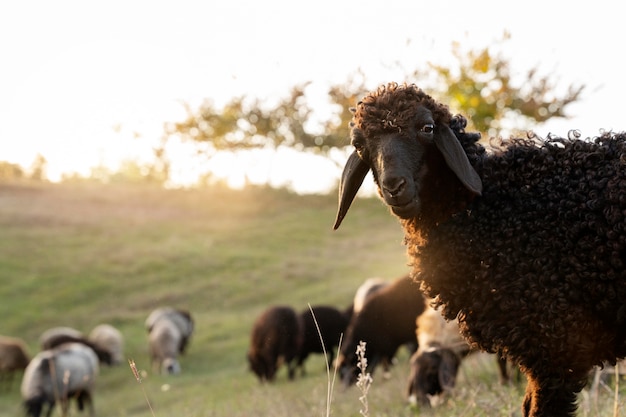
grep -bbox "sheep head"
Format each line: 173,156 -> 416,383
333,83 -> 482,230
407,346 -> 461,407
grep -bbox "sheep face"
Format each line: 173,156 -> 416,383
407,346 -> 461,407
334,83 -> 482,229
247,351 -> 275,382
161,358 -> 181,375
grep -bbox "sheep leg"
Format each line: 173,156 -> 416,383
76,390 -> 94,415
287,360 -> 297,380
522,374 -> 583,417
84,392 -> 95,417
44,400 -> 55,417
496,356 -> 509,384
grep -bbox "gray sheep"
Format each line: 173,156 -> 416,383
334,82 -> 626,417
146,307 -> 194,375
21,342 -> 99,417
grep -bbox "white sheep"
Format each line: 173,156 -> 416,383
88,324 -> 124,366
146,307 -> 194,374
21,342 -> 99,417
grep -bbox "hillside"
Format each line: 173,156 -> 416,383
2,182 -> 621,417
0,182 -> 414,416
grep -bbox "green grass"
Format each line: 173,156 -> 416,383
0,181 -> 624,416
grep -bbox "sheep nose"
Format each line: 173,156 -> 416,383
382,177 -> 406,199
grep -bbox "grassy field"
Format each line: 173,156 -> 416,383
0,181 -> 623,417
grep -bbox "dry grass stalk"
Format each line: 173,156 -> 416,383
308,303 -> 341,417
129,359 -> 156,417
614,365 -> 620,417
355,341 -> 373,417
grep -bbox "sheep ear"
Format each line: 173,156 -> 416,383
438,350 -> 460,390
434,125 -> 483,195
333,151 -> 370,230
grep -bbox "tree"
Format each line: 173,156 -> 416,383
318,71 -> 369,152
0,161 -> 25,180
418,34 -> 584,136
164,35 -> 584,169
167,83 -> 318,154
29,154 -> 48,181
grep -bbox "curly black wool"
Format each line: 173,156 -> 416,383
337,82 -> 626,417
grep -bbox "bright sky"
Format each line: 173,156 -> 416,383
1,1 -> 624,193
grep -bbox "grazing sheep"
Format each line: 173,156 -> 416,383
295,305 -> 349,375
0,335 -> 30,390
333,82 -> 626,417
148,320 -> 182,374
337,274 -> 426,385
407,303 -> 470,407
407,303 -> 511,406
39,327 -> 83,350
21,342 -> 99,417
88,324 -> 124,366
146,307 -> 194,375
247,305 -> 302,382
352,277 -> 388,314
343,277 -> 389,324
40,333 -> 113,366
145,307 -> 194,355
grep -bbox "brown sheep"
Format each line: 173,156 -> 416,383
0,335 -> 30,391
343,277 -> 390,328
336,275 -> 426,385
352,277 -> 388,314
247,305 -> 302,382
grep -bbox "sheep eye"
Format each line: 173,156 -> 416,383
421,124 -> 435,133
352,138 -> 364,153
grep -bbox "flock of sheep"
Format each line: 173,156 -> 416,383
2,277 -> 482,416
4,81 -> 626,417
0,307 -> 193,417
246,274 -> 512,407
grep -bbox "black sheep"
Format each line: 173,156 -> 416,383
247,305 -> 302,382
337,274 -> 426,385
295,305 -> 349,375
333,82 -> 626,417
